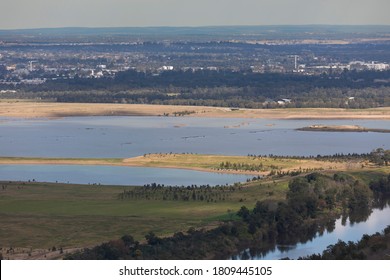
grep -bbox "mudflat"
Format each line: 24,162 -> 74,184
0,153 -> 363,176
1,101 -> 390,119
297,124 -> 390,133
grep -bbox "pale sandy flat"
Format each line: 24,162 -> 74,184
0,154 -> 369,176
1,101 -> 390,119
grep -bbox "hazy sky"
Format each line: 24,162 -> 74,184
1,0 -> 389,29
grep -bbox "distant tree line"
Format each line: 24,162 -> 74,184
3,69 -> 390,108
250,149 -> 388,165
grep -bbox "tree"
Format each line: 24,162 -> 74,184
348,181 -> 372,211
121,235 -> 135,247
237,206 -> 250,222
275,204 -> 304,236
287,177 -> 310,198
145,231 -> 161,245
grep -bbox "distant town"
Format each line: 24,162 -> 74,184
1,26 -> 390,87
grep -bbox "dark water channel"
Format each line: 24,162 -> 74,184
234,199 -> 390,260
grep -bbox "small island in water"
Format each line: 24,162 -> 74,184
297,125 -> 390,133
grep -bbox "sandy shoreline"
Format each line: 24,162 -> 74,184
0,154 -> 357,176
297,124 -> 390,133
0,157 -> 263,176
1,101 -> 390,119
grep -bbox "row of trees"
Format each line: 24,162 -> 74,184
219,161 -> 269,172
118,184 -> 242,203
250,149 -> 388,165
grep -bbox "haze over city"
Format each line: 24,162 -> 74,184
1,0 -> 390,29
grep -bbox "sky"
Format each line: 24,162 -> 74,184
0,0 -> 389,29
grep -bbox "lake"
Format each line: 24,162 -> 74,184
0,164 -> 252,186
0,116 -> 389,158
1,116 -> 389,186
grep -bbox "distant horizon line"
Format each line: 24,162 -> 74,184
1,24 -> 390,32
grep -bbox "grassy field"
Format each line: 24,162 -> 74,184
124,153 -> 356,174
0,179 -> 288,252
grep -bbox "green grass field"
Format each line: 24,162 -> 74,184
0,180 -> 288,249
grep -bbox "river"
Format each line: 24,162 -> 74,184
234,199 -> 390,260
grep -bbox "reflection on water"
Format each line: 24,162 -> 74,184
235,198 -> 390,260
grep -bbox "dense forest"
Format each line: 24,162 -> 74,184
65,172 -> 387,260
2,69 -> 390,108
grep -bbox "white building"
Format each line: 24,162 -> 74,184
159,66 -> 174,71
349,61 -> 389,71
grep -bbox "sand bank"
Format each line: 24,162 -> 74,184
1,101 -> 390,119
